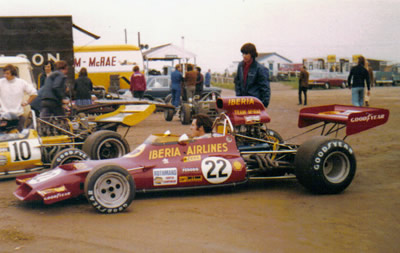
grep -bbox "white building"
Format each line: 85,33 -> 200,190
256,52 -> 292,78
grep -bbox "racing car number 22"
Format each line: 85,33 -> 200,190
201,157 -> 232,184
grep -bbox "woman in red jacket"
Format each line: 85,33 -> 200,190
130,66 -> 146,100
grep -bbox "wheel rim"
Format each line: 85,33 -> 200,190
96,139 -> 125,159
323,151 -> 350,183
93,172 -> 131,208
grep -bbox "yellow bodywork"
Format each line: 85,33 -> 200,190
94,104 -> 156,127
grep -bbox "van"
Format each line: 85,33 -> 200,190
74,45 -> 144,91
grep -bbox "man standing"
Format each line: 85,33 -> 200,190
195,66 -> 204,96
39,60 -> 69,118
348,56 -> 370,106
0,64 -> 37,131
298,66 -> 309,105
170,64 -> 183,108
184,65 -> 197,101
234,43 -> 271,108
130,66 -> 146,100
204,69 -> 211,88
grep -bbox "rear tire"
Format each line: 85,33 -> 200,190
294,136 -> 356,194
85,164 -> 135,213
164,108 -> 174,121
82,130 -> 130,160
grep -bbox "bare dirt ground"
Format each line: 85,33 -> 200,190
1,83 -> 399,253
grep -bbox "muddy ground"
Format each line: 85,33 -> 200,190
0,83 -> 399,253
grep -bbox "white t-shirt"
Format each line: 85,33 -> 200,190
0,77 -> 37,116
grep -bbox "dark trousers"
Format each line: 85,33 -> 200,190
298,86 -> 308,105
40,99 -> 65,118
132,90 -> 145,100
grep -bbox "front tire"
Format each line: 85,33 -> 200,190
294,136 -> 356,194
164,108 -> 174,121
50,148 -> 89,168
82,130 -> 130,160
180,103 -> 192,125
84,164 -> 135,213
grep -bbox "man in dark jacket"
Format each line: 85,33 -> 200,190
348,56 -> 370,106
39,60 -> 69,117
298,66 -> 309,105
234,43 -> 270,108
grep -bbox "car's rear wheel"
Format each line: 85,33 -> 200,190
294,136 -> 356,194
82,130 -> 130,160
50,148 -> 89,168
84,164 -> 135,213
164,108 -> 174,121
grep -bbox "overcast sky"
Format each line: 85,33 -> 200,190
4,0 -> 400,72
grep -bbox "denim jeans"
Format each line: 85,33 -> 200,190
171,88 -> 181,107
352,87 -> 365,106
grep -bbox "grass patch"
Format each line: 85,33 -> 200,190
212,82 -> 234,90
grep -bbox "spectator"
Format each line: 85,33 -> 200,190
184,65 -> 197,101
298,66 -> 309,105
170,64 -> 183,108
234,43 -> 271,108
39,60 -> 69,117
348,56 -> 370,106
30,60 -> 55,115
195,66 -> 204,96
130,66 -> 146,100
204,69 -> 211,88
0,64 -> 37,131
74,67 -> 93,106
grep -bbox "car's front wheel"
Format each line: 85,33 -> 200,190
50,148 -> 89,168
84,164 -> 135,213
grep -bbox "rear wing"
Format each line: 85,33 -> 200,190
298,104 -> 389,137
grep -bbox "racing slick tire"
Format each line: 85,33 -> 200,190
180,103 -> 192,125
50,148 -> 89,169
82,130 -> 130,160
164,108 -> 174,121
84,164 -> 135,213
263,128 -> 284,143
294,136 -> 356,194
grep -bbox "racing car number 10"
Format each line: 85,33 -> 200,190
10,139 -> 41,163
201,157 -> 232,184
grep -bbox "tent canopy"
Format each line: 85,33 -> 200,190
143,43 -> 196,62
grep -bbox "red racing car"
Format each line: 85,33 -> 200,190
14,97 -> 389,213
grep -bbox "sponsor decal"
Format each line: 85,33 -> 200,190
244,115 -> 261,124
226,136 -> 232,143
153,168 -> 177,186
350,113 -> 385,123
179,175 -> 202,183
0,147 -> 9,153
38,185 -> 71,201
149,143 -> 228,160
313,141 -> 353,171
182,168 -> 199,173
74,163 -> 88,170
201,157 -> 232,184
0,155 -> 7,166
227,97 -> 255,106
28,168 -> 62,185
234,109 -> 261,116
183,155 -> 201,162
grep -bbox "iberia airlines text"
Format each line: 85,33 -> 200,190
149,143 -> 228,160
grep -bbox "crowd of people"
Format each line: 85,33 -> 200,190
1,42 -> 374,135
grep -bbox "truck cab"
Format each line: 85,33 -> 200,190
0,56 -> 36,88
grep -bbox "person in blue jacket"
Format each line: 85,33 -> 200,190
170,64 -> 183,108
234,43 -> 271,108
